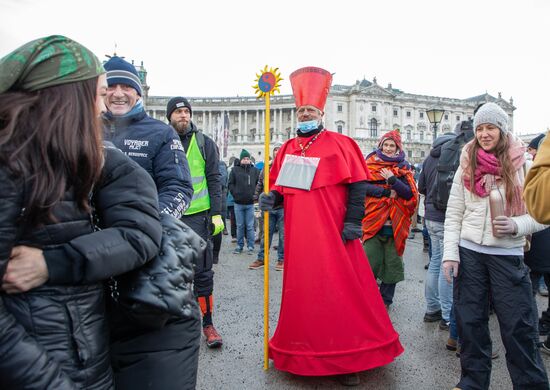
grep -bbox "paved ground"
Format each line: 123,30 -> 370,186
197,231 -> 550,389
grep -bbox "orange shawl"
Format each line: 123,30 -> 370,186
361,153 -> 418,256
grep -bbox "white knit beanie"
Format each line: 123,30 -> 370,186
473,102 -> 509,133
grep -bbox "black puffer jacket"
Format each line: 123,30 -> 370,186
228,163 -> 260,204
417,134 -> 455,223
113,213 -> 204,329
0,147 -> 162,389
525,227 -> 550,274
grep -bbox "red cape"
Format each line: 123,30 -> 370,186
268,130 -> 404,376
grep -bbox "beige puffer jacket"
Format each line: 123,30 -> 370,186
443,164 -> 547,262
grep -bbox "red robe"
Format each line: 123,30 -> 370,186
268,130 -> 404,376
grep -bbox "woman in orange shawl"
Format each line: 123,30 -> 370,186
362,130 -> 418,308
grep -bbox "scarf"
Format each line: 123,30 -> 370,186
118,99 -> 144,118
460,133 -> 526,216
362,151 -> 418,256
375,149 -> 405,164
0,35 -> 104,93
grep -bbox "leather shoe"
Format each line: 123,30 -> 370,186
336,373 -> 360,387
539,321 -> 550,336
423,310 -> 442,322
439,319 -> 450,331
446,338 -> 458,351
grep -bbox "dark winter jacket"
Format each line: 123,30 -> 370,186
103,109 -> 193,218
418,134 -> 455,223
0,173 -> 76,389
525,228 -> 550,274
219,160 -> 229,217
219,160 -> 228,190
364,176 -> 413,200
0,147 -> 162,389
253,167 -> 266,202
176,122 -> 222,215
110,212 -> 203,332
43,147 -> 162,284
253,165 -> 285,210
228,163 -> 260,205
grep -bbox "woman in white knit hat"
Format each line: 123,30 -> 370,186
442,102 -> 549,390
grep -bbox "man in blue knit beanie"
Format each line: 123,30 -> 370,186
102,55 -> 200,388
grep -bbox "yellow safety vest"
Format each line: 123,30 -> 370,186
184,133 -> 211,215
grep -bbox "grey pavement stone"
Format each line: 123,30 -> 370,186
197,232 -> 550,389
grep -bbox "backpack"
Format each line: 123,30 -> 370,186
218,160 -> 228,188
194,131 -> 206,159
433,131 -> 473,210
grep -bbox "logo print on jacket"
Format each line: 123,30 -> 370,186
171,139 -> 185,152
124,139 -> 149,150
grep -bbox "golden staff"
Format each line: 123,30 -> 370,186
253,66 -> 282,370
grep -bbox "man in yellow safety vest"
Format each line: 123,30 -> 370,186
167,96 -> 224,348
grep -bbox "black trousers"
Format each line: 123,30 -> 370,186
111,316 -> 201,390
212,230 -> 222,264
228,205 -> 236,238
180,211 -> 214,297
455,246 -> 549,390
380,282 -> 396,306
530,272 -> 550,326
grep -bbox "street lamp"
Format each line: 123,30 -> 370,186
426,108 -> 445,142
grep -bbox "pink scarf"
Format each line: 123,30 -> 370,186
461,133 -> 526,216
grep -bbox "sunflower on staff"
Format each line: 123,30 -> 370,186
253,65 -> 282,98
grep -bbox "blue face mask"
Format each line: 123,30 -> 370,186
297,120 -> 319,133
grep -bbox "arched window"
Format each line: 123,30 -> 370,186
369,118 -> 378,138
337,125 -> 343,133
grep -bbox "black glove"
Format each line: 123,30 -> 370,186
341,222 -> 362,243
381,188 -> 392,197
259,192 -> 276,212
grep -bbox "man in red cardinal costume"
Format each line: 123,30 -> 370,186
258,66 -> 404,386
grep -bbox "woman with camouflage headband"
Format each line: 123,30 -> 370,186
0,35 -> 162,389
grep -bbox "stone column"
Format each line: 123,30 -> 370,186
244,110 -> 248,143
290,108 -> 295,140
208,111 -> 212,138
278,108 -> 282,141
238,110 -> 242,144
255,110 -> 260,142
202,111 -> 206,132
272,108 -> 277,143
279,108 -> 285,142
261,110 -> 265,142
254,109 -> 261,141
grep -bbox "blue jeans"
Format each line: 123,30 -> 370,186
424,219 -> 453,321
234,203 -> 255,250
257,208 -> 284,261
450,303 -> 458,341
423,224 -> 432,259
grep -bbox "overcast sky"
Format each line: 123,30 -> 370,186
1,0 -> 549,134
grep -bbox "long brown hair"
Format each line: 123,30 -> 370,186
467,131 -> 516,205
0,77 -> 104,226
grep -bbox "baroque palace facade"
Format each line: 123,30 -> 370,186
134,62 -> 516,164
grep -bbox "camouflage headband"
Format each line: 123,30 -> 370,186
0,35 -> 105,93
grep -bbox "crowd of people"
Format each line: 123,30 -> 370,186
1,35 -> 550,390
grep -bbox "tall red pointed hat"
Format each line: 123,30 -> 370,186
289,66 -> 332,112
